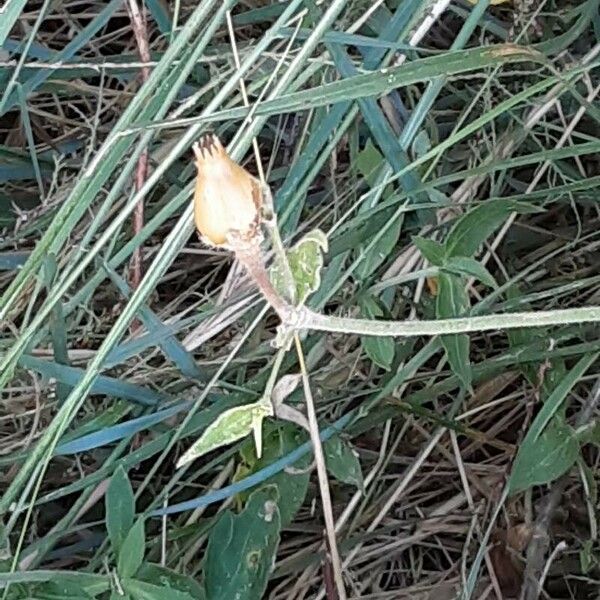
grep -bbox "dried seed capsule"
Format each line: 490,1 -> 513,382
193,134 -> 261,246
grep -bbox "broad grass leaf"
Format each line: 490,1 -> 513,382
271,229 -> 328,306
204,487 -> 281,600
445,200 -> 539,258
209,45 -> 542,122
412,235 -> 445,266
176,401 -> 273,468
436,273 -> 471,390
324,436 -> 363,490
360,296 -> 394,370
117,518 -> 145,579
509,417 -> 579,495
106,466 -> 135,555
442,256 -> 497,288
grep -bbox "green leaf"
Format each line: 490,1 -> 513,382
578,460 -> 598,508
352,139 -> 403,281
412,235 -> 445,266
270,229 -> 328,306
324,436 -> 363,490
360,296 -> 394,370
271,374 -> 301,407
0,0 -> 28,47
122,578 -> 198,600
577,420 -> 600,446
136,564 -> 205,600
32,580 -> 97,599
177,400 -> 273,468
356,139 -> 382,187
508,354 -> 598,494
445,199 -> 539,258
411,130 -> 432,159
442,256 -> 497,288
117,518 -> 145,579
504,284 -> 553,387
106,466 -> 135,555
580,540 -> 598,575
436,273 -> 471,390
509,416 -> 579,495
239,425 -> 310,526
0,571 -> 110,596
204,487 -> 281,600
524,353 -> 598,444
355,214 -> 402,280
355,140 -> 391,193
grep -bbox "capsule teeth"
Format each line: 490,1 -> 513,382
194,133 -> 225,163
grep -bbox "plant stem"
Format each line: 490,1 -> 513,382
235,244 -> 292,318
294,333 -> 347,600
261,184 -> 296,303
126,0 -> 150,299
297,305 -> 600,337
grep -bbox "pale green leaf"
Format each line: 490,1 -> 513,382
525,353 -> 598,443
177,401 -> 273,468
270,229 -> 328,306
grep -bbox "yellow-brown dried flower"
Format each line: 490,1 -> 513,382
193,135 -> 261,246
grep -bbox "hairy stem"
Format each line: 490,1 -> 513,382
296,305 -> 600,337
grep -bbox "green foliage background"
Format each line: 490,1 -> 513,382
1,0 -> 599,598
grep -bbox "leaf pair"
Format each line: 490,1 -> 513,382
106,467 -> 144,579
413,200 -> 541,390
106,467 -> 203,600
